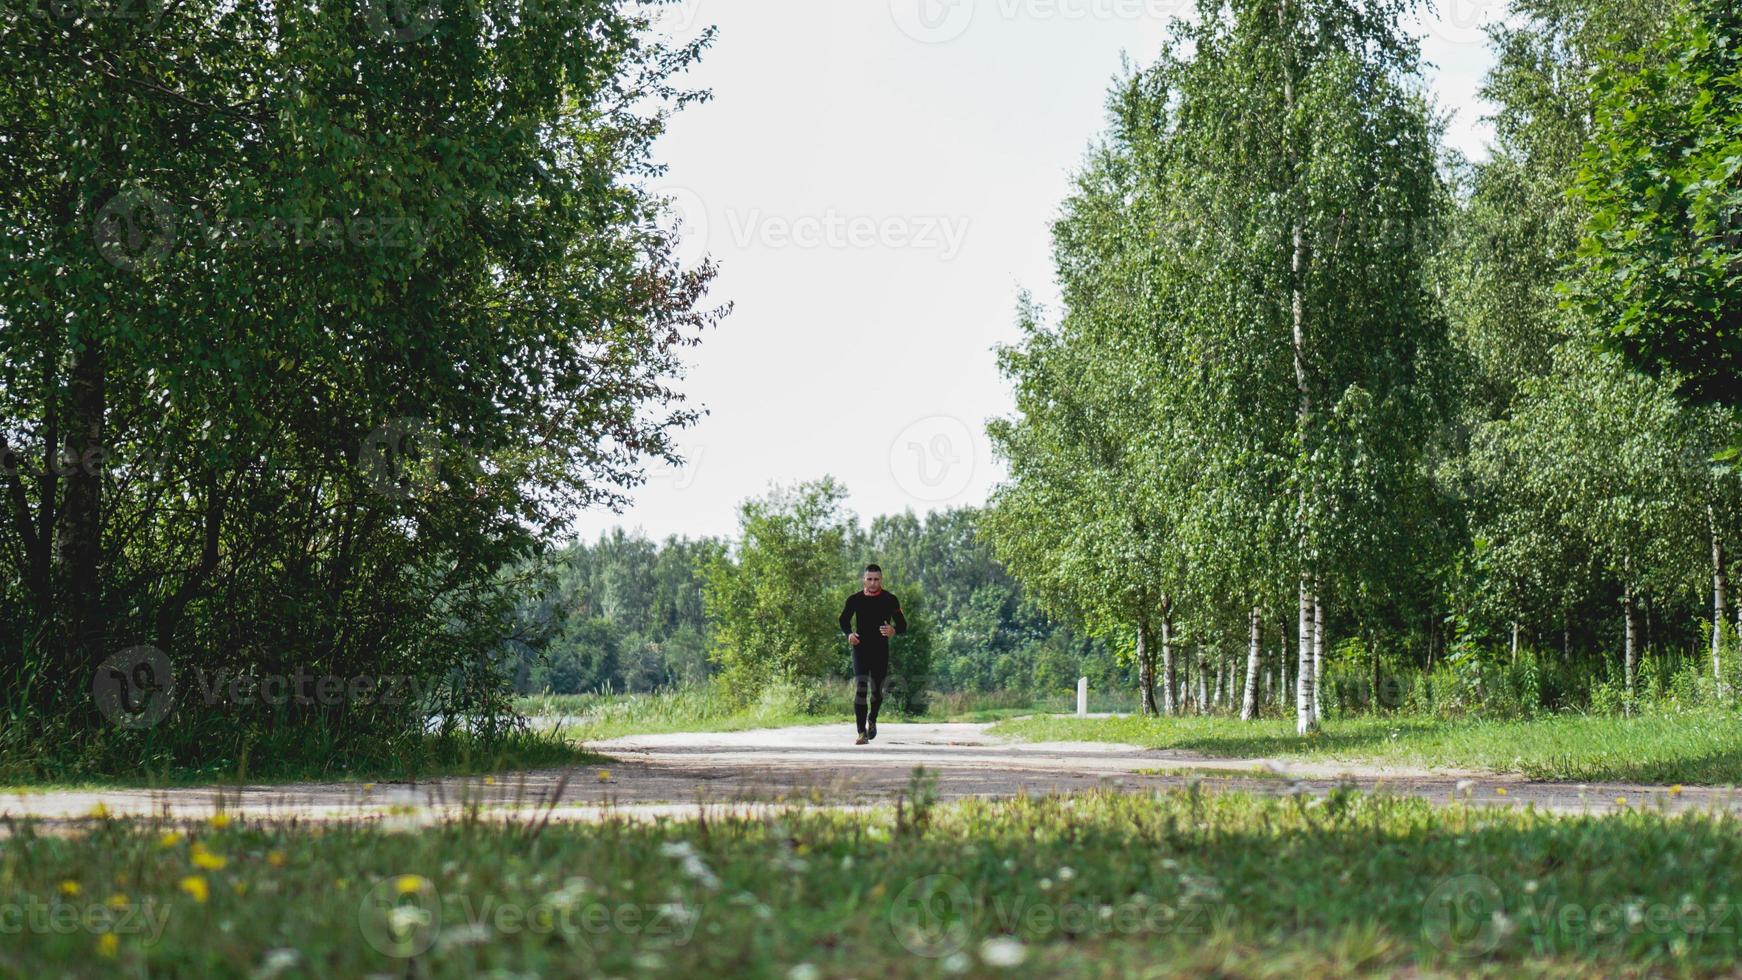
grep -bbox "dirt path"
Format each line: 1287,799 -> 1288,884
4,721 -> 1734,823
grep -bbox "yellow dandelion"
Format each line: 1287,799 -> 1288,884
1615,796 -> 1628,806
106,894 -> 129,909
267,851 -> 287,868
179,876 -> 209,904
59,880 -> 81,897
869,882 -> 886,899
362,783 -> 376,792
395,875 -> 426,896
1495,788 -> 1508,796
209,813 -> 231,830
597,770 -> 612,783
483,775 -> 496,786
87,803 -> 111,819
190,844 -> 227,871
158,832 -> 183,849
335,878 -> 349,891
96,933 -> 119,958
1671,785 -> 1685,796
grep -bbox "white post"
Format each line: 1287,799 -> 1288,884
1077,677 -> 1089,717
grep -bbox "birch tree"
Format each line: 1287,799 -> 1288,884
1441,0 -> 1688,664
1475,346 -> 1708,708
985,67 -> 1203,715
1156,0 -> 1451,732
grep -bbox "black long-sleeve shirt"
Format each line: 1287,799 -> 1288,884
839,590 -> 906,655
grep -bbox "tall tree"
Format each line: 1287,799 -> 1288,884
1440,0 -> 1689,672
984,72 -> 1148,707
985,276 -> 1192,714
0,0 -> 719,767
1158,0 -> 1451,732
1446,0 -> 1682,418
1571,0 -> 1742,412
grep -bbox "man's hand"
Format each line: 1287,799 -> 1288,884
847,633 -> 860,647
879,623 -> 895,638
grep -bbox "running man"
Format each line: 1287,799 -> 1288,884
839,563 -> 907,745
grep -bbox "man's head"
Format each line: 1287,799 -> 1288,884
862,564 -> 883,594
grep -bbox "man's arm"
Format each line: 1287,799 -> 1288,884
890,594 -> 907,635
840,595 -> 856,636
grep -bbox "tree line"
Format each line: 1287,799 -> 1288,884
984,0 -> 1742,730
508,483 -> 1121,710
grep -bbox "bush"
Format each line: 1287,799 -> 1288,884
703,480 -> 856,703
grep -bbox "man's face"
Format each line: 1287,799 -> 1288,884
863,571 -> 882,594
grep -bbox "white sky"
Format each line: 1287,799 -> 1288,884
569,0 -> 1509,543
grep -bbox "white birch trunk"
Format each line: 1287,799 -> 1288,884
1138,622 -> 1158,717
1297,578 -> 1316,734
1280,647 -> 1289,712
1242,608 -> 1262,720
1212,651 -> 1223,710
1195,651 -> 1208,714
1282,0 -> 1316,737
1623,584 -> 1638,716
1312,590 -> 1325,722
1160,602 -> 1176,716
1279,618 -> 1290,712
1711,509 -> 1727,694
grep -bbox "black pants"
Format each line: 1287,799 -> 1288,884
852,647 -> 890,733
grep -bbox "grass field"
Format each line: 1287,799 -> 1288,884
517,684 -> 1075,742
0,729 -> 602,794
7,783 -> 1742,977
991,709 -> 1742,784
517,685 -> 829,743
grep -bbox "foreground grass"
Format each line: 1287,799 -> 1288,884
992,709 -> 1742,784
6,786 -> 1741,976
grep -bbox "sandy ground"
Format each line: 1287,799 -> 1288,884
3,721 -> 1735,825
